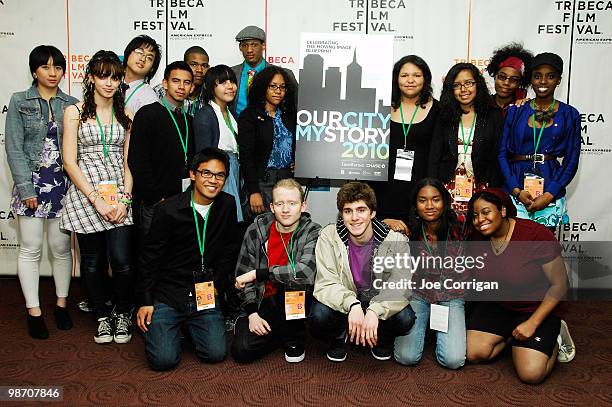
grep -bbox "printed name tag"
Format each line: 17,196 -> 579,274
285,291 -> 306,320
194,281 -> 215,311
524,174 -> 544,198
182,178 -> 191,192
430,303 -> 449,333
393,149 -> 415,181
454,175 -> 473,202
97,180 -> 118,206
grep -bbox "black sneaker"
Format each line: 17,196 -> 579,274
94,317 -> 113,344
114,312 -> 133,344
326,332 -> 348,362
371,345 -> 392,361
284,342 -> 305,363
27,314 -> 49,340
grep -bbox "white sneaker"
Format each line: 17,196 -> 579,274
557,319 -> 575,363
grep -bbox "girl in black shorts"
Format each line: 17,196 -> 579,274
464,188 -> 570,384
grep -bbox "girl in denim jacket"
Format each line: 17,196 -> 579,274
5,45 -> 78,339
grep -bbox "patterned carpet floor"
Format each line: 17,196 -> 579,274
1,277 -> 611,406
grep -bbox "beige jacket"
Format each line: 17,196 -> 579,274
314,219 -> 412,320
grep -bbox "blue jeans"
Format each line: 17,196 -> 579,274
144,300 -> 227,371
394,295 -> 466,369
309,299 -> 415,347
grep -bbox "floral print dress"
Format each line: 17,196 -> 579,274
11,121 -> 67,219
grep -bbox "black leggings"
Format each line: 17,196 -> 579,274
77,226 -> 134,319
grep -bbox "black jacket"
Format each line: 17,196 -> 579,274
138,188 -> 238,312
128,102 -> 195,204
428,109 -> 503,186
237,105 -> 296,194
193,103 -> 221,153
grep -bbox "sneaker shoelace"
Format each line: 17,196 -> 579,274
115,315 -> 131,334
557,332 -> 574,351
98,319 -> 112,335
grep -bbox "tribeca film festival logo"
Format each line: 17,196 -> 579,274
332,0 -> 407,33
134,0 -> 211,39
0,209 -> 18,250
538,0 -> 611,44
580,112 -> 610,155
68,54 -> 91,88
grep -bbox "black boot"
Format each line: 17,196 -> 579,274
27,314 -> 49,339
54,305 -> 74,330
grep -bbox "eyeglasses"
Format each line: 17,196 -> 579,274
268,84 -> 287,92
272,201 -> 300,209
194,169 -> 226,181
452,80 -> 476,90
189,61 -> 210,71
496,73 -> 521,85
133,48 -> 156,63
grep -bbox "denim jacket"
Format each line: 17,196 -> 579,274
5,85 -> 78,200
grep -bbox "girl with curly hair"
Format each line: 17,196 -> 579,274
60,50 -> 135,344
237,66 -> 297,217
428,63 -> 503,220
486,42 -> 533,111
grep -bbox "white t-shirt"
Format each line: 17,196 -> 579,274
192,202 -> 211,219
210,100 -> 238,153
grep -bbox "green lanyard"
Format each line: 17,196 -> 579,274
399,103 -> 419,150
124,82 -> 145,106
221,106 -> 239,154
191,191 -> 212,272
95,108 -> 114,169
421,225 -> 436,257
421,225 -> 450,275
460,113 -> 477,156
277,221 -> 299,274
531,99 -> 556,158
162,99 -> 189,166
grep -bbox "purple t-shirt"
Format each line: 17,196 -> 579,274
348,236 -> 374,291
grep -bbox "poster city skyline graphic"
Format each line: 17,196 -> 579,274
295,33 -> 393,181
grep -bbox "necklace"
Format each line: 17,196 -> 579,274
491,219 -> 511,254
532,99 -> 556,124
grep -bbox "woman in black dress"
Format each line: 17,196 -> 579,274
370,55 -> 439,235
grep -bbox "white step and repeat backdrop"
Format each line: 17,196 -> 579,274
1,0 -> 610,276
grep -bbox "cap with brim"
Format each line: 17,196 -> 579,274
235,26 -> 266,42
532,52 -> 563,74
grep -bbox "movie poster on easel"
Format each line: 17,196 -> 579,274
294,33 -> 393,181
